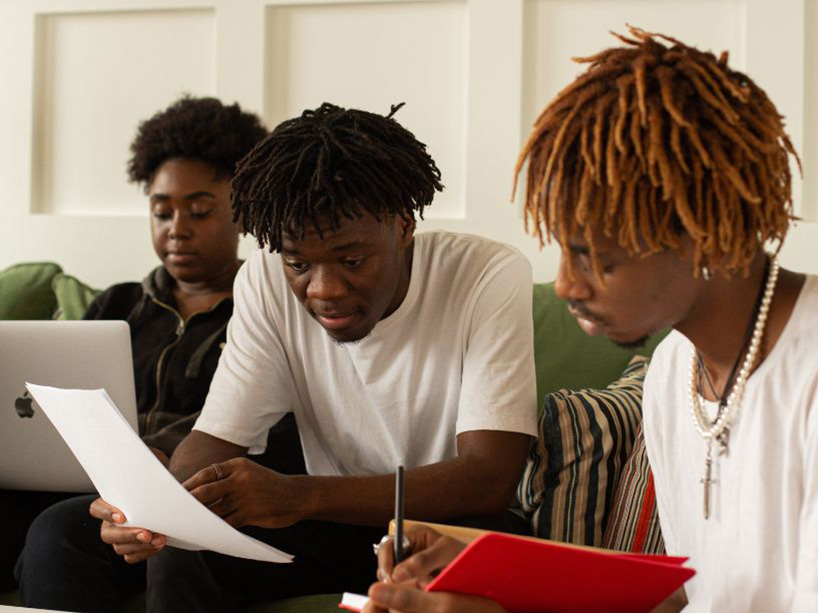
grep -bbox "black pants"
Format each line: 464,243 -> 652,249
146,521 -> 383,613
0,489 -> 75,592
15,414 -> 319,612
16,495 -> 381,613
143,511 -> 529,613
15,493 -> 145,612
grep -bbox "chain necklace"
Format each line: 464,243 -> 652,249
688,256 -> 780,519
695,258 -> 771,449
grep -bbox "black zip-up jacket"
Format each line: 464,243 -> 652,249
83,266 -> 232,457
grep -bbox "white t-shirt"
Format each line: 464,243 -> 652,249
195,231 -> 538,477
644,276 -> 818,612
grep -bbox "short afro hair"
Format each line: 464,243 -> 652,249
127,95 -> 267,187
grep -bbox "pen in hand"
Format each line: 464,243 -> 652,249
394,465 -> 405,564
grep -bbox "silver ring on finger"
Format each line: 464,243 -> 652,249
372,534 -> 411,556
211,463 -> 223,481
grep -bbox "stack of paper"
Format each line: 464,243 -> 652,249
26,383 -> 292,564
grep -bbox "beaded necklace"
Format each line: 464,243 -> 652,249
688,257 -> 780,519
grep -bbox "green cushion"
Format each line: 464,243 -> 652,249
245,593 -> 343,612
0,262 -> 63,320
532,283 -> 667,407
0,590 -> 19,605
52,273 -> 101,320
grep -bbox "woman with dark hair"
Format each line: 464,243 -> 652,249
12,96 -> 301,613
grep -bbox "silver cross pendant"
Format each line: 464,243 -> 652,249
700,444 -> 717,520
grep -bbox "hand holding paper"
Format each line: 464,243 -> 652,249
89,497 -> 167,564
26,383 -> 292,564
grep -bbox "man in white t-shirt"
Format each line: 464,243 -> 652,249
362,27 -> 816,613
89,102 -> 538,611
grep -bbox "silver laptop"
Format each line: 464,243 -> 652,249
0,321 -> 138,492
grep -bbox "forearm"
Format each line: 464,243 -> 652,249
298,432 -> 531,526
141,411 -> 201,460
299,461 -> 494,526
168,430 -> 248,483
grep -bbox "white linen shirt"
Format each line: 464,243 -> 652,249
644,276 -> 818,612
194,231 -> 538,477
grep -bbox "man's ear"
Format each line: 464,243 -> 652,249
395,212 -> 416,247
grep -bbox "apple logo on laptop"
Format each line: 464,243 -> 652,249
14,390 -> 35,418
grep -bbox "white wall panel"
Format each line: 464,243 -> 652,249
803,0 -> 818,221
778,0 -> 818,272
32,9 -> 216,216
744,0 -> 805,219
522,0 -> 746,137
265,1 -> 468,219
0,0 -> 814,287
519,0 -> 816,279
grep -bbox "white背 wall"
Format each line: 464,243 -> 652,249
0,0 -> 815,288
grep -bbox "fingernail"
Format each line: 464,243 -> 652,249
137,532 -> 149,542
151,536 -> 163,547
111,513 -> 123,523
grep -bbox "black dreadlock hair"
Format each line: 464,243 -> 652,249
231,102 -> 444,252
128,95 -> 267,187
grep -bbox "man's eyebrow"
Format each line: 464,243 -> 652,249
330,240 -> 370,253
280,240 -> 371,256
568,244 -> 609,258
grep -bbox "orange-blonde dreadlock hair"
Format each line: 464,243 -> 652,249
513,25 -> 800,278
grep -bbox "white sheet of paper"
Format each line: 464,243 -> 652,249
26,383 -> 292,564
340,593 -> 369,611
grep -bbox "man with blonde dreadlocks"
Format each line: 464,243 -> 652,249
362,27 -> 816,613
95,102 -> 537,612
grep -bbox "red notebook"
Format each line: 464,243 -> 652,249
421,533 -> 695,612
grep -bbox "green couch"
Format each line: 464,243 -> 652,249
0,262 -> 665,612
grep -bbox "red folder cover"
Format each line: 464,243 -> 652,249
424,533 -> 695,613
